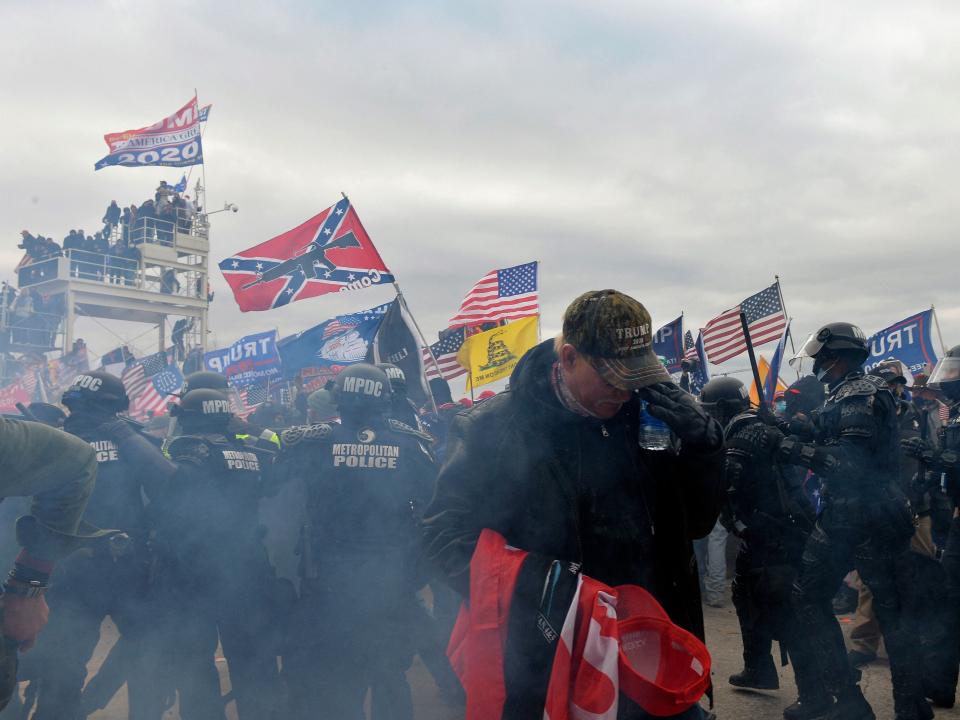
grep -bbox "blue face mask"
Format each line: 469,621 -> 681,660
814,357 -> 836,382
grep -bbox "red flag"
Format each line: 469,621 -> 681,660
219,197 -> 394,312
0,380 -> 30,414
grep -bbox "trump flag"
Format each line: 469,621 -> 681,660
219,197 -> 395,312
866,309 -> 940,375
95,96 -> 204,170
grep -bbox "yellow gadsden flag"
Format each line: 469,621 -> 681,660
457,315 -> 539,390
749,355 -> 788,406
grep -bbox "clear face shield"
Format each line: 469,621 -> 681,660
789,331 -> 838,380
788,331 -> 827,368
929,356 -> 960,389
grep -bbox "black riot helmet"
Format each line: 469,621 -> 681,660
783,375 -> 826,418
61,371 -> 129,414
170,388 -> 233,431
333,364 -> 392,420
790,322 -> 869,381
699,377 -> 750,424
376,363 -> 407,397
183,370 -> 229,394
929,345 -> 960,402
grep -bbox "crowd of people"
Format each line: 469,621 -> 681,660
0,288 -> 957,720
16,181 -> 202,282
0,284 -> 64,350
4,181 -> 207,358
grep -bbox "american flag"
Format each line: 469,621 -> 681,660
701,283 -> 788,364
423,327 -> 468,381
683,330 -> 698,362
681,329 -> 710,395
448,262 -> 539,329
121,351 -> 174,420
237,384 -> 269,418
237,382 -> 290,418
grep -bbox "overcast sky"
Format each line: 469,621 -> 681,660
2,0 -> 958,382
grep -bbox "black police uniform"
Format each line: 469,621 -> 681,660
723,410 -> 818,697
781,372 -> 924,718
32,413 -> 171,719
907,403 -> 960,706
156,428 -> 282,720
277,415 -> 436,720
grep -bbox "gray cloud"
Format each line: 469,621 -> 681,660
1,0 -> 958,374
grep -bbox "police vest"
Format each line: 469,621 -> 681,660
166,433 -> 269,538
817,374 -> 899,489
63,419 -> 147,531
942,415 -> 960,453
281,419 -> 434,548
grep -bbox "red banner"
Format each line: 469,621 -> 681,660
0,381 -> 30,415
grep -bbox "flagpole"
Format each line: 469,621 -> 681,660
932,304 -> 947,356
739,312 -> 765,407
774,275 -> 800,379
535,261 -> 542,343
392,284 -> 439,415
195,88 -> 206,195
773,276 -> 796,354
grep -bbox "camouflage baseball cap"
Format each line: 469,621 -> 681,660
562,290 -> 671,390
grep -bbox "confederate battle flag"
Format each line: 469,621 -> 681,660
219,196 -> 394,312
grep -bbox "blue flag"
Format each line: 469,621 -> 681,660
691,331 -> 710,395
172,174 -> 187,193
764,322 -> 790,404
653,315 -> 684,373
152,364 -> 184,396
866,310 -> 940,375
278,302 -> 392,378
204,330 -> 282,387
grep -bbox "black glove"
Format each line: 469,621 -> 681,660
785,415 -> 817,440
777,435 -> 807,466
756,404 -> 778,426
640,382 -> 722,452
739,422 -> 784,461
901,436 -> 932,460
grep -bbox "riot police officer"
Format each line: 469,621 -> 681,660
376,363 -> 422,429
701,377 -> 818,716
904,345 -> 960,707
180,370 -> 281,451
32,370 -> 176,719
780,323 -> 928,720
156,388 -> 282,719
903,345 -> 960,483
277,364 -> 436,720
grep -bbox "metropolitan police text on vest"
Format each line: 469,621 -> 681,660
332,443 -> 400,469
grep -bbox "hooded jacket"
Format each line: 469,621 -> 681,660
423,340 -> 722,641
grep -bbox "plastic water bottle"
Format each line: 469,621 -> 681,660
638,400 -> 671,451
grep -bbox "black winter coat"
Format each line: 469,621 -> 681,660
422,340 -> 722,641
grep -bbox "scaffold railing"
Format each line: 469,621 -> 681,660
18,250 -> 208,301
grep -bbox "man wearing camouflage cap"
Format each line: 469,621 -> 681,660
423,289 -> 723,719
